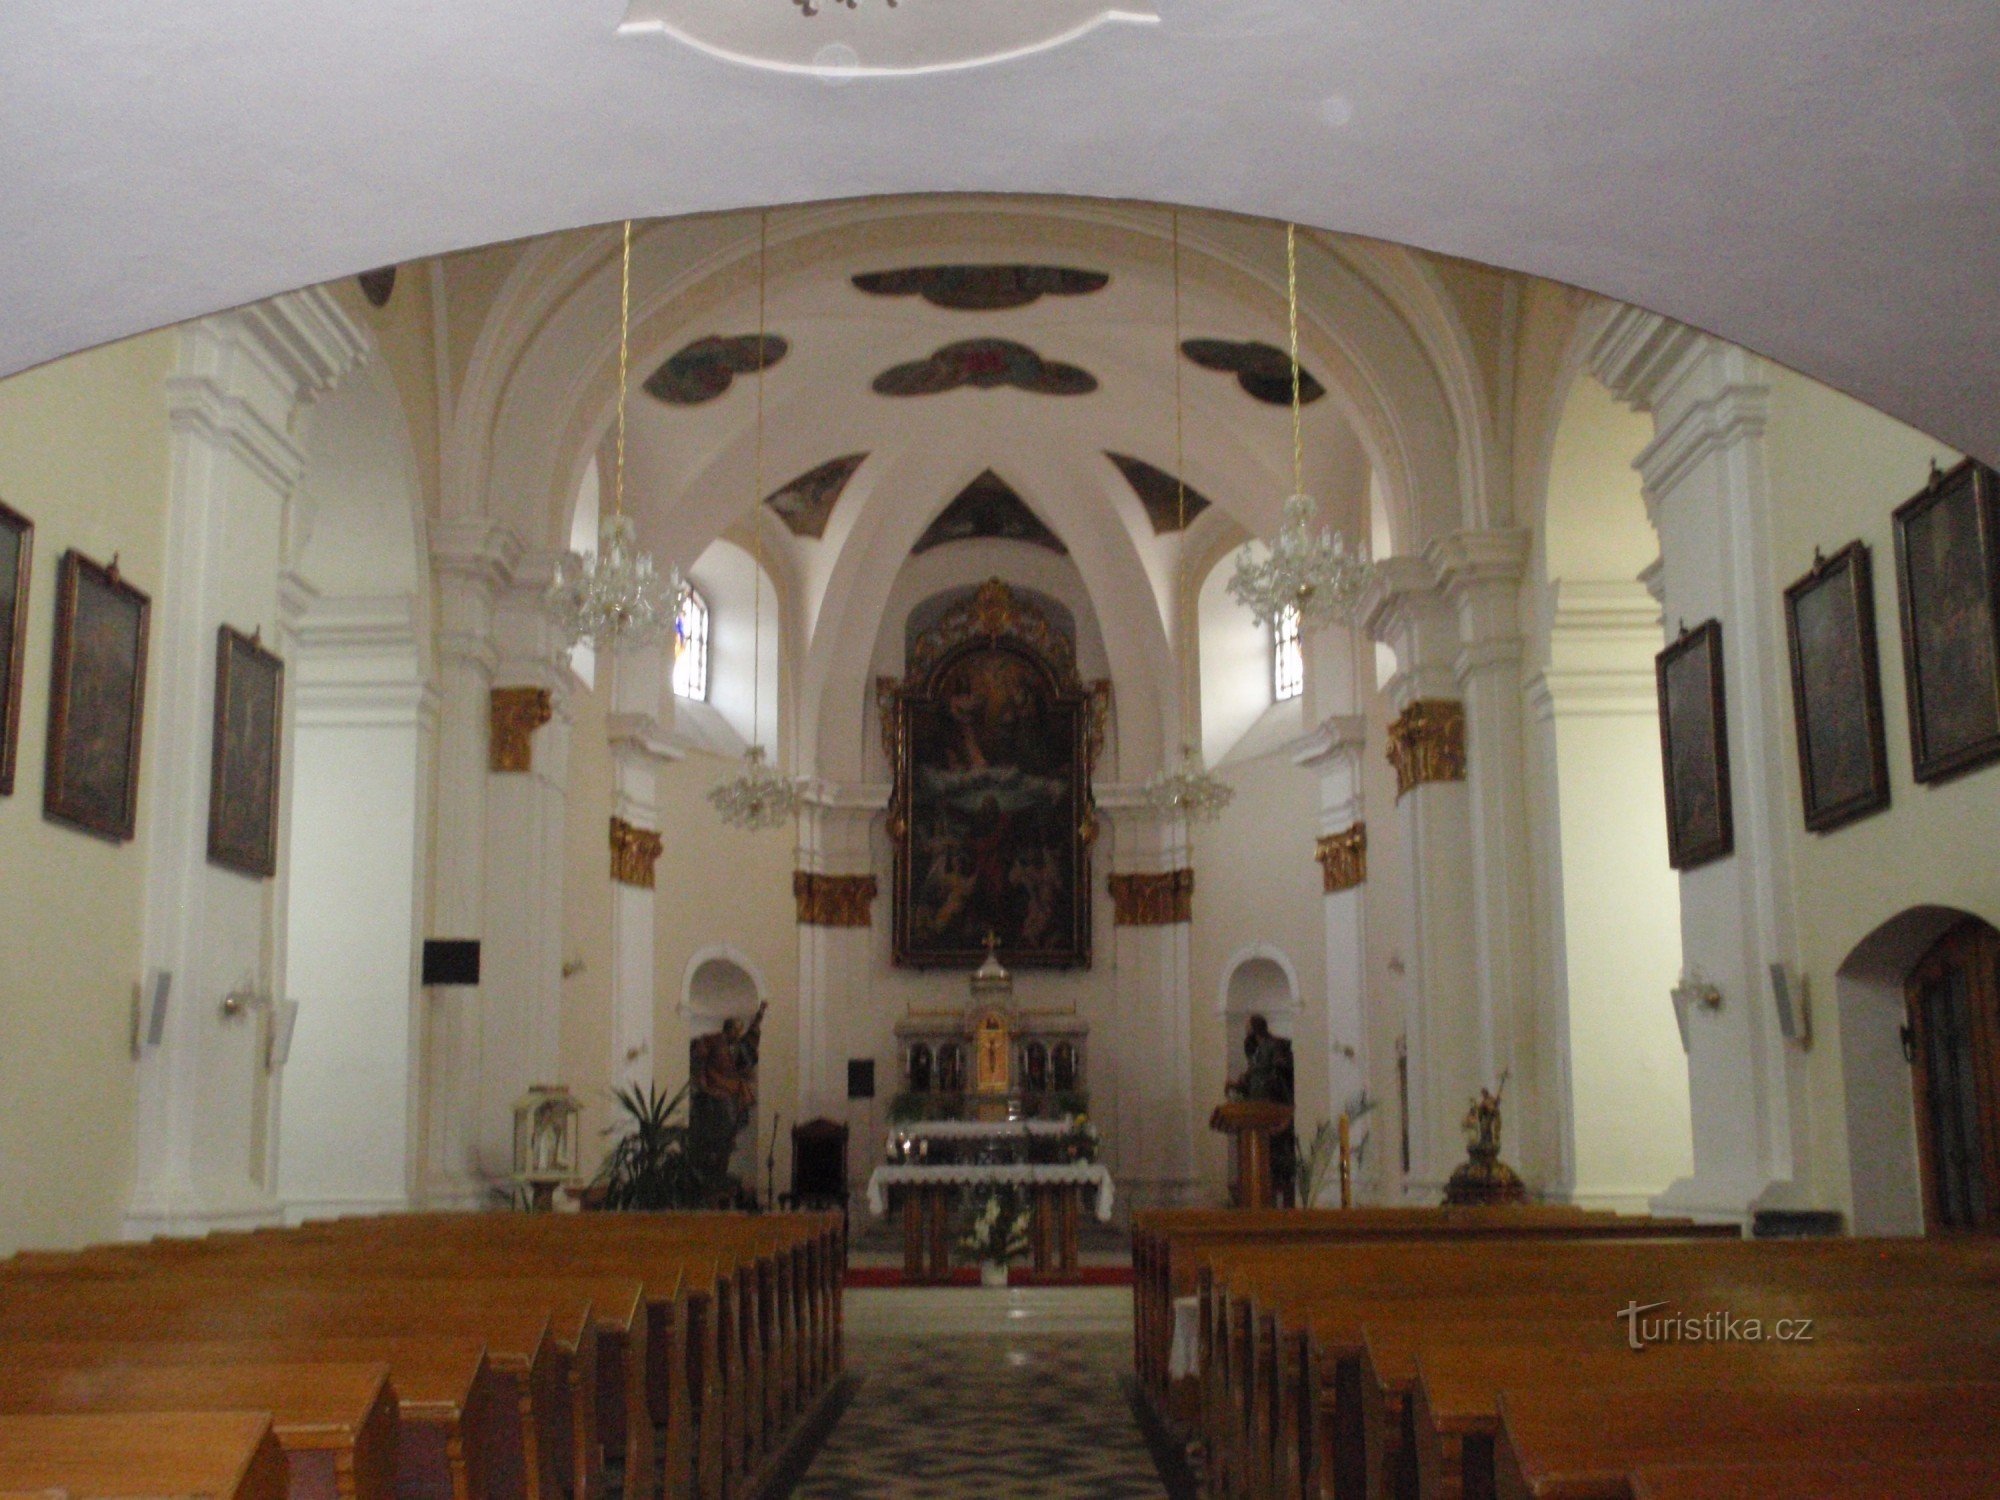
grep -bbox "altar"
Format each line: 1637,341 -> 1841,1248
874,939 -> 1109,1280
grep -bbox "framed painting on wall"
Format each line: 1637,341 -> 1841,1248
1893,459 -> 2000,784
1783,540 -> 1890,832
886,579 -> 1097,969
43,550 -> 151,842
207,625 -> 285,877
1656,618 -> 1734,871
0,500 -> 31,797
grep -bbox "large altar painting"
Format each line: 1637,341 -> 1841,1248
887,580 -> 1101,969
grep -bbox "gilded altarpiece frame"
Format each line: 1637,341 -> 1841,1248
884,579 -> 1101,970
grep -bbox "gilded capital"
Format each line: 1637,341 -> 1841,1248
1108,868 -> 1194,926
1316,823 -> 1368,892
1386,698 -> 1466,800
609,817 -> 664,889
489,686 -> 553,773
794,871 -> 879,927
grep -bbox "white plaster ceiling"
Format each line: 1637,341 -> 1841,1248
2,2 -> 1995,463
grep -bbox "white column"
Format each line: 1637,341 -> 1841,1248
793,784 -> 886,1131
126,290 -> 367,1238
419,519 -> 518,1207
1101,792 -> 1196,1213
1293,714 -> 1369,1182
475,563 -> 573,1181
1431,529 -> 1539,1171
1591,310 -> 1807,1222
1363,557 -> 1478,1199
606,644 -> 675,1093
277,593 -> 437,1218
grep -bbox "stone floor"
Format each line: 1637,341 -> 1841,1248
784,1288 -> 1187,1498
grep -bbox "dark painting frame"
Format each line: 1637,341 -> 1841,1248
208,624 -> 285,877
44,550 -> 150,842
0,500 -> 31,797
1656,619 -> 1734,871
1893,459 -> 2000,785
890,636 -> 1093,971
1784,541 -> 1890,832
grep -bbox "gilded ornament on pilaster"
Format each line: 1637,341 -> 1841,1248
1386,698 -> 1466,800
609,816 -> 664,889
793,871 -> 879,927
1316,823 -> 1367,892
1108,868 -> 1194,926
489,686 -> 553,773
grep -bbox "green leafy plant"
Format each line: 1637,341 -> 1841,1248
591,1080 -> 734,1210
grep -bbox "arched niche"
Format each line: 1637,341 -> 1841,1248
1835,905 -> 1993,1237
1220,944 -> 1301,1041
682,946 -> 769,1036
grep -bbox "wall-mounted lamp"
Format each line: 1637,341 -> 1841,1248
1669,967 -> 1723,1052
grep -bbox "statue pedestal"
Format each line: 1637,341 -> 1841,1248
970,1090 -> 1012,1123
1209,1100 -> 1294,1209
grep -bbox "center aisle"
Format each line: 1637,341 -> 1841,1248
785,1287 -> 1186,1499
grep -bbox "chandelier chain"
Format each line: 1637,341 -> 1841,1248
615,219 -> 631,520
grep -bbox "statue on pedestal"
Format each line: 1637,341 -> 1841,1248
1443,1071 -> 1529,1206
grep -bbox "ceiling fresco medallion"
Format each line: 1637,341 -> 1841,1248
874,338 -> 1096,397
913,471 -> 1067,555
1105,452 -> 1212,533
853,264 -> 1109,311
644,334 -> 789,405
618,0 -> 1158,78
1182,338 -> 1327,407
766,453 -> 869,538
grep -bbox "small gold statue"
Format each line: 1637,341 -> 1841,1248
1443,1070 -> 1528,1206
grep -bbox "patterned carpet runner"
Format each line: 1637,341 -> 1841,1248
790,1333 -> 1177,1498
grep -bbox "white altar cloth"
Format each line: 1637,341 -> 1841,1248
865,1162 -> 1116,1221
888,1118 -> 1077,1144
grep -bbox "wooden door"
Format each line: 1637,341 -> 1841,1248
1907,919 -> 2000,1233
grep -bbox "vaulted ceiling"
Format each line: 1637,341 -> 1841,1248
2,2 -> 1995,464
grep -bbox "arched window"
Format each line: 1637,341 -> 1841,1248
1273,603 -> 1303,702
673,587 -> 709,701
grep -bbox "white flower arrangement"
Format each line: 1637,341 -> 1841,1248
956,1185 -> 1032,1265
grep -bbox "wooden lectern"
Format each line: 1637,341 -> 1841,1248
1209,1099 -> 1294,1208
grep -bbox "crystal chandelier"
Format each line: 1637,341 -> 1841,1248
706,743 -> 803,830
711,211 -> 806,831
547,220 -> 686,653
1143,210 -> 1233,824
547,512 -> 681,650
1227,223 -> 1377,631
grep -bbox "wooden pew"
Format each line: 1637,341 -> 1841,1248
1410,1323 -> 2000,1500
0,1411 -> 288,1500
0,1283 -> 576,1500
1201,1237 -> 2000,1500
1493,1381 -> 2000,1500
0,1362 -> 394,1500
0,1337 -> 501,1500
1628,1459 -> 2000,1499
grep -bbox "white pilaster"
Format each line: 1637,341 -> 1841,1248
126,289 -> 368,1238
1101,790 -> 1196,1212
607,644 -> 676,1093
1431,529 -> 1538,1173
1362,557 -> 1478,1199
476,559 -> 573,1180
794,781 -> 887,1133
420,518 -> 518,1207
1292,715 -> 1370,1143
1592,309 -> 1807,1222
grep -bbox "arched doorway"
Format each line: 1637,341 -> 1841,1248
1906,919 -> 2000,1234
1836,906 -> 2000,1236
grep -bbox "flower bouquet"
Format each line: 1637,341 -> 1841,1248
957,1185 -> 1031,1285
